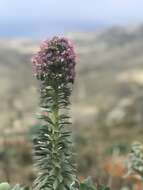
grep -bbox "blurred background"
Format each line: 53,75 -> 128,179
1,0 -> 143,189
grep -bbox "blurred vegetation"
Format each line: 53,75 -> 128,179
1,25 -> 143,189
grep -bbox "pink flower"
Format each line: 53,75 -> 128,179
32,36 -> 76,83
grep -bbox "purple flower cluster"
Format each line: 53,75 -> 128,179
32,36 -> 76,83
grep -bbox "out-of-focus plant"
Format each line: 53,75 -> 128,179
0,182 -> 10,190
0,183 -> 30,190
79,177 -> 110,190
127,142 -> 143,179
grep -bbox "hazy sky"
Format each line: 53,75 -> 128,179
0,0 -> 143,24
0,0 -> 143,38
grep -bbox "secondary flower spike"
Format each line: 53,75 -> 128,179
32,36 -> 76,83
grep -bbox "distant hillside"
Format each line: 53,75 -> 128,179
0,20 -> 103,38
1,25 -> 143,132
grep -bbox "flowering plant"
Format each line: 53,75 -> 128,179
32,36 -> 78,190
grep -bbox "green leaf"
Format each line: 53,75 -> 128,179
11,184 -> 31,190
57,174 -> 63,183
79,177 -> 96,190
53,179 -> 59,190
0,183 -> 10,190
98,186 -> 110,190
